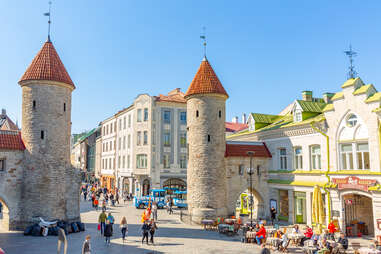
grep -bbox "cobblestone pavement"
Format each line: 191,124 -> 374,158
0,199 -> 305,254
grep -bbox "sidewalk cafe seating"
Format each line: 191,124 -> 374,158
201,219 -> 215,230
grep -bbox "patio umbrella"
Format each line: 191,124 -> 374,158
312,185 -> 325,233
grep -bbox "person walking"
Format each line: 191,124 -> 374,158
107,212 -> 115,234
149,219 -> 158,245
270,206 -> 277,225
94,198 -> 99,211
104,220 -> 113,245
57,227 -> 67,254
83,190 -> 88,202
120,217 -> 128,242
152,202 -> 158,221
168,198 -> 173,215
81,235 -> 91,254
141,220 -> 151,245
115,191 -> 119,205
98,211 -> 107,235
102,200 -> 107,212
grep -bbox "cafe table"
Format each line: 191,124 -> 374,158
201,219 -> 215,230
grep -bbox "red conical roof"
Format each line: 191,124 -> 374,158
185,57 -> 228,98
19,39 -> 75,88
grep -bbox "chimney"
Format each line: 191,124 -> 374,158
323,93 -> 334,104
232,116 -> 239,123
242,113 -> 247,124
302,91 -> 313,101
1,109 -> 5,115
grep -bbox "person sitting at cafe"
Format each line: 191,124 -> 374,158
331,232 -> 348,254
320,229 -> 330,241
254,223 -> 260,232
273,229 -> 283,250
300,225 -> 314,246
328,221 -> 336,240
292,225 -> 300,234
280,230 -> 289,252
255,224 -> 267,245
316,241 -> 329,254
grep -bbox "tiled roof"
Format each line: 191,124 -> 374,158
0,131 -> 25,150
296,100 -> 326,113
225,141 -> 271,158
156,88 -> 186,103
365,92 -> 381,103
19,40 -> 75,88
185,57 -> 228,98
225,122 -> 248,133
331,92 -> 344,101
251,113 -> 280,124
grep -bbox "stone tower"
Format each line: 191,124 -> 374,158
185,57 -> 229,223
18,37 -> 80,224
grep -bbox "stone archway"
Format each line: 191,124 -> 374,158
230,187 -> 265,220
0,198 -> 10,231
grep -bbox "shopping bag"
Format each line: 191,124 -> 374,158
97,224 -> 101,231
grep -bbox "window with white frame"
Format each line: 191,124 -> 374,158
164,111 -> 171,124
180,154 -> 186,169
118,156 -> 121,168
163,154 -> 170,168
180,112 -> 187,125
357,143 -> 370,169
123,116 -> 126,129
164,131 -> 170,147
143,131 -> 148,145
310,145 -> 321,170
340,144 -> 353,170
128,135 -> 131,148
119,119 -> 122,131
294,110 -> 302,122
123,136 -> 126,149
137,109 -> 142,122
346,114 -> 358,127
122,156 -> 125,168
144,108 -> 148,121
180,133 -> 186,148
294,147 -> 303,169
127,155 -> 130,168
118,137 -> 121,150
279,148 -> 287,169
128,115 -> 131,127
137,132 -> 141,145
136,154 -> 147,168
340,143 -> 370,170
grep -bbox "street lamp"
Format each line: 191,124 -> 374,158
246,151 -> 255,228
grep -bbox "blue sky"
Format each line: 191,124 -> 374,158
1,1 -> 381,133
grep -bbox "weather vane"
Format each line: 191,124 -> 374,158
44,1 -> 52,41
200,26 -> 207,57
344,44 -> 358,79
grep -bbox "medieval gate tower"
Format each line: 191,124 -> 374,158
185,57 -> 229,223
17,37 -> 80,225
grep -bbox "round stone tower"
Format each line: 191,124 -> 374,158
18,37 -> 79,223
185,57 -> 229,223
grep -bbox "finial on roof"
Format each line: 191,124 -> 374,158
200,26 -> 207,58
44,1 -> 52,42
344,44 -> 358,79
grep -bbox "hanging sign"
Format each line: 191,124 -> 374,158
332,176 -> 377,192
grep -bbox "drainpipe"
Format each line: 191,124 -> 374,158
310,121 -> 332,224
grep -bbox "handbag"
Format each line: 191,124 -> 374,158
97,224 -> 101,231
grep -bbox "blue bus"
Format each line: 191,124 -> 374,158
134,189 -> 166,209
173,190 -> 187,208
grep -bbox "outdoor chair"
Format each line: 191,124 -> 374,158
279,239 -> 290,253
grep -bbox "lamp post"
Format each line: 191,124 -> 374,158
246,151 -> 255,228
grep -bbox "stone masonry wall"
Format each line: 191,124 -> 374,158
187,94 -> 227,222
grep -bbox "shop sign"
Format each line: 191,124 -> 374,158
332,210 -> 340,217
333,176 -> 377,191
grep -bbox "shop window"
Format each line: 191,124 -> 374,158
163,154 -> 170,168
278,190 -> 289,221
294,192 -> 306,224
294,147 -> 303,170
279,148 -> 287,169
310,145 -> 321,170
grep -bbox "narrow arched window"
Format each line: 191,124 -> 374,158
33,100 -> 36,110
63,103 -> 66,112
196,110 -> 199,118
207,135 -> 211,142
219,110 -> 222,118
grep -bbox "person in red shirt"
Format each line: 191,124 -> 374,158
328,221 -> 336,240
300,226 -> 313,246
255,224 -> 267,244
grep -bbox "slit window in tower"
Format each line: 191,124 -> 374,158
207,135 -> 211,142
219,110 -> 222,118
64,103 -> 66,112
196,110 -> 199,118
33,100 -> 36,109
41,130 -> 44,140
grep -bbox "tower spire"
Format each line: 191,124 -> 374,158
44,1 -> 52,42
344,44 -> 358,79
200,26 -> 207,59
